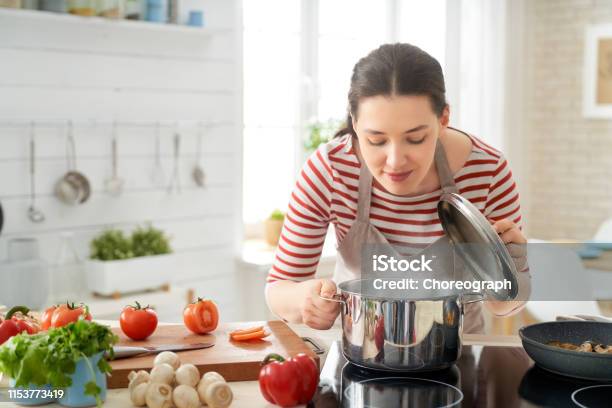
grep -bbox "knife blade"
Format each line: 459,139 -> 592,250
110,342 -> 215,360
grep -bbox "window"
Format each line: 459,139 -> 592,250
243,0 -> 448,230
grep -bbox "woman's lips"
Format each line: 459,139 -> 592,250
384,170 -> 412,183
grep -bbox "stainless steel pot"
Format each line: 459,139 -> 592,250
323,278 -> 483,372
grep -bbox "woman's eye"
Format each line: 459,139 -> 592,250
408,135 -> 427,145
368,139 -> 386,146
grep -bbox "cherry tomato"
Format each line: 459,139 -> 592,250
120,302 -> 158,341
183,298 -> 219,334
41,305 -> 57,331
50,303 -> 92,328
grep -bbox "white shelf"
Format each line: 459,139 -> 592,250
0,8 -> 231,36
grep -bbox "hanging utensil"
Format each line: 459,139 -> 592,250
27,121 -> 45,223
105,121 -> 125,196
192,123 -> 206,188
151,121 -> 166,187
167,130 -> 181,194
0,199 -> 4,235
55,121 -> 91,205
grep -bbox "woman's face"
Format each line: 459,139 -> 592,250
352,95 -> 449,196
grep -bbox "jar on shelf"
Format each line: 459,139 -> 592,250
97,0 -> 123,18
40,0 -> 67,13
0,0 -> 22,9
68,0 -> 95,16
124,0 -> 142,20
145,0 -> 167,23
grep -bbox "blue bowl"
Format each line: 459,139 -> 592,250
585,240 -> 612,251
577,246 -> 602,259
7,379 -> 56,406
58,352 -> 107,407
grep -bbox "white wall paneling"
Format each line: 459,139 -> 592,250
0,2 -> 243,317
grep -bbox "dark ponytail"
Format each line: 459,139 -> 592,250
335,43 -> 447,138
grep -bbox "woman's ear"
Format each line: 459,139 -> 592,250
440,105 -> 450,127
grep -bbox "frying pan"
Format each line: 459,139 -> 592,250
519,321 -> 612,381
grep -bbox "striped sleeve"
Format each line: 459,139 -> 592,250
266,146 -> 334,283
483,155 -> 522,228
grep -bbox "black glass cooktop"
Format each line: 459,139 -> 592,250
311,341 -> 612,408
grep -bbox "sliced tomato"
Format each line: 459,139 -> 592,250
230,329 -> 269,342
183,298 -> 219,334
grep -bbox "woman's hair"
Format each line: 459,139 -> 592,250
335,43 -> 447,138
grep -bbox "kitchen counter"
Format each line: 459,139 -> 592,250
0,321 -> 521,408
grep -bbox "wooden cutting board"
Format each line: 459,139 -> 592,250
108,320 -> 318,389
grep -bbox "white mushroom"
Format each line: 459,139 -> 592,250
173,384 -> 200,408
203,381 -> 233,408
175,364 -> 200,388
145,382 -> 173,408
149,363 -> 175,385
154,351 -> 181,370
197,372 -> 225,404
128,370 -> 151,392
130,382 -> 149,407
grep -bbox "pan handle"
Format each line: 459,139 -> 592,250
556,314 -> 612,323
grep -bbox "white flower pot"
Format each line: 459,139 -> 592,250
85,254 -> 174,296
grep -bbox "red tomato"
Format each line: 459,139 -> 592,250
183,298 -> 219,334
50,303 -> 92,328
41,305 -> 57,331
120,302 -> 158,341
259,353 -> 319,407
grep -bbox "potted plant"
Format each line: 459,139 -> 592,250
304,118 -> 344,154
0,319 -> 118,407
264,209 -> 285,247
85,225 -> 174,296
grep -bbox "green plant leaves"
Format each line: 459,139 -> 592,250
90,225 -> 172,261
0,320 -> 118,407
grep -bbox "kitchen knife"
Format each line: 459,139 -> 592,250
111,342 -> 215,360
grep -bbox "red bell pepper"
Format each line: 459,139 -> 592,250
0,306 -> 39,345
258,352 -> 319,407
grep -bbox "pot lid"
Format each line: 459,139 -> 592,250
437,192 -> 519,301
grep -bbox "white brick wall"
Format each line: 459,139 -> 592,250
523,0 -> 612,239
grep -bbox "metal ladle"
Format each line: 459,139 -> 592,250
27,122 -> 45,223
192,124 -> 206,188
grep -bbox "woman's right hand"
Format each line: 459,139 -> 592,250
300,279 -> 340,330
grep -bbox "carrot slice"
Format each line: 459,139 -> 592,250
230,330 -> 269,341
229,326 -> 264,336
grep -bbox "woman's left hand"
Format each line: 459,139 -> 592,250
492,219 -> 526,245
484,218 -> 529,317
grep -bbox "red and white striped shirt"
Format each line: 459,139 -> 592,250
267,133 -> 523,283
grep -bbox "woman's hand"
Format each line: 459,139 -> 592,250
486,218 -> 529,317
300,279 -> 341,330
492,219 -> 526,244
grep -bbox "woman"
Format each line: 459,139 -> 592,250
265,43 -> 530,333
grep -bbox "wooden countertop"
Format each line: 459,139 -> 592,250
0,320 -> 522,407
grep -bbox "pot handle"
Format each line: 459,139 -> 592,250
318,293 -> 347,313
459,292 -> 484,305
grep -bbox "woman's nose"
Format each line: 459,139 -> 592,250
385,143 -> 408,169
